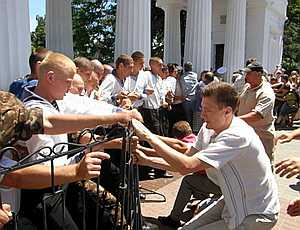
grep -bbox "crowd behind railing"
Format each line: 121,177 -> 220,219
0,47 -> 300,230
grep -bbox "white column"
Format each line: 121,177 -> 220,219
157,0 -> 186,64
184,0 -> 212,73
46,0 -> 73,58
246,0 -> 287,73
115,0 -> 151,64
223,0 -> 247,83
0,0 -> 31,90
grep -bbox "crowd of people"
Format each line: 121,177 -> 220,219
0,47 -> 299,229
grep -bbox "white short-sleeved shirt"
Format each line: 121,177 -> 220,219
194,117 -> 279,229
124,71 -> 147,108
99,73 -> 124,104
140,71 -> 164,109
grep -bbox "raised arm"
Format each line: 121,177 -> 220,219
43,110 -> 142,135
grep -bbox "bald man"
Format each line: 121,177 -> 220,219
69,74 -> 85,95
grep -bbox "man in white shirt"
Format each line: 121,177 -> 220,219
138,57 -> 164,135
124,51 -> 146,108
133,82 -> 279,230
99,54 -> 134,106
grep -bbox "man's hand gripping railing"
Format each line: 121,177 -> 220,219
0,125 -> 125,230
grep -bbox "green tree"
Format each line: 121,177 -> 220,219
282,0 -> 300,72
31,15 -> 46,51
151,0 -> 164,58
72,0 -> 117,63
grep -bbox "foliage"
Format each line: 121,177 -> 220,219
282,0 -> 300,72
30,0 -> 298,69
151,0 -> 164,58
31,15 -> 46,51
72,0 -> 117,63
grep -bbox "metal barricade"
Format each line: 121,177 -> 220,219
0,124 -> 142,230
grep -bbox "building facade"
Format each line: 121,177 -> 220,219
0,0 -> 287,89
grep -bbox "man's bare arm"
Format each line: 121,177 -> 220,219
136,134 -> 209,174
239,111 -> 262,124
43,110 -> 142,135
1,151 -> 109,189
156,135 -> 190,153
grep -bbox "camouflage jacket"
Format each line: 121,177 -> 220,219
0,91 -> 44,149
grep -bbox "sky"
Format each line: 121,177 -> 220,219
29,0 -> 45,31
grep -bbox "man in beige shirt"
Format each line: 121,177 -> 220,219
237,62 -> 276,162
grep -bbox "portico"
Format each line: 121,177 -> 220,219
0,0 -> 288,89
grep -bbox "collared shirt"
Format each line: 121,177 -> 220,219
194,117 -> 279,229
163,76 -> 176,95
237,81 -> 275,144
9,74 -> 38,99
137,71 -> 164,110
99,70 -> 124,104
124,71 -> 147,108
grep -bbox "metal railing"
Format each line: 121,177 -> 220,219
0,123 -> 141,230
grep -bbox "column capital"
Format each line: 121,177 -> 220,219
156,0 -> 187,11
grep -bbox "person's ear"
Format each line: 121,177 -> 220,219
224,106 -> 232,116
46,71 -> 55,85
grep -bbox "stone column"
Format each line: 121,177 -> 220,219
156,0 -> 186,65
223,0 -> 247,83
46,0 -> 73,58
184,0 -> 212,73
246,0 -> 287,73
0,0 -> 31,89
115,0 -> 151,64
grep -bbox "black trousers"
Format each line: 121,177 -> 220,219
20,189 -> 78,230
159,107 -> 170,137
139,107 -> 166,176
168,103 -> 187,136
139,108 -> 161,135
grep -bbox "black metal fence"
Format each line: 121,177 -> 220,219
0,124 -> 141,230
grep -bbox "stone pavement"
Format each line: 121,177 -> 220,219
140,130 -> 300,230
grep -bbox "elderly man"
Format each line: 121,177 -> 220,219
237,62 -> 276,163
133,82 -> 279,230
91,59 -> 105,82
